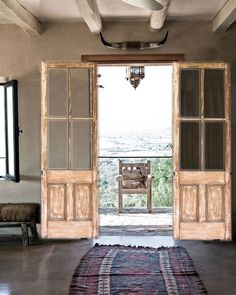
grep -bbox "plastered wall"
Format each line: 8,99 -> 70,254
0,20 -> 236,236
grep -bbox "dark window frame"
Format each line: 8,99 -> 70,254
0,80 -> 20,182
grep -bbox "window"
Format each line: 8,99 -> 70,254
0,80 -> 20,182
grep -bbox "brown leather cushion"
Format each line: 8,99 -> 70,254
122,168 -> 143,180
0,203 -> 40,223
122,179 -> 145,189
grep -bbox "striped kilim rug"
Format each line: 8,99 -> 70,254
68,244 -> 208,295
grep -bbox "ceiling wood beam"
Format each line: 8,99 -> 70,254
150,0 -> 169,30
75,0 -> 102,34
122,0 -> 163,11
150,8 -> 168,30
0,0 -> 41,36
213,0 -> 236,32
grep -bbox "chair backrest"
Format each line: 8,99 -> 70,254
118,160 -> 151,176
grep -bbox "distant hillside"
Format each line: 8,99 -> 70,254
99,128 -> 172,157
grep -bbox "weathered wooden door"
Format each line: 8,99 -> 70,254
41,62 -> 98,238
173,62 -> 231,240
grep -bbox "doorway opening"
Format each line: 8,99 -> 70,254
98,64 -> 173,235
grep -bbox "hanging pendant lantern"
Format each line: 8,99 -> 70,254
126,66 -> 145,89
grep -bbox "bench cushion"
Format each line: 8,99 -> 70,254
0,203 -> 40,223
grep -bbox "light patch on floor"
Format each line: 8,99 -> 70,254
100,212 -> 172,226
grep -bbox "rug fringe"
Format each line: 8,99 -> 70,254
94,242 -> 186,251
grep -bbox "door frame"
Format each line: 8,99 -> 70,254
82,54 -> 184,233
82,55 -> 231,241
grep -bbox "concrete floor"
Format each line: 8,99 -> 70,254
0,235 -> 236,295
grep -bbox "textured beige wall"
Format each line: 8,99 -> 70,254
0,20 -> 236,235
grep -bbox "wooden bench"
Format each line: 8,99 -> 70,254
0,203 -> 40,246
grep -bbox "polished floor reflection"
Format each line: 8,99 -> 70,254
0,235 -> 236,295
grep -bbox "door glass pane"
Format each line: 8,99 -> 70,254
180,122 -> 200,169
48,68 -> 68,117
205,122 -> 224,170
71,68 -> 92,118
48,120 -> 68,169
204,69 -> 224,118
71,120 -> 92,169
6,86 -> 14,176
180,69 -> 200,117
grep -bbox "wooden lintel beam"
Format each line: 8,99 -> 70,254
75,0 -> 102,34
0,0 -> 41,36
213,0 -> 236,32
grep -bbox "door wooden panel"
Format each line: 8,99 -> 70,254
180,223 -> 225,240
74,185 -> 92,220
207,185 -> 224,221
47,221 -> 93,238
179,171 -> 225,184
173,62 -> 231,240
41,62 -> 98,239
48,184 -> 66,221
180,185 -> 198,222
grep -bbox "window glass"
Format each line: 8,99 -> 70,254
7,86 -> 15,175
71,68 -> 92,118
71,120 -> 93,169
0,86 -> 5,159
180,70 -> 200,117
0,87 -> 6,177
180,122 -> 200,170
48,69 -> 68,117
48,120 -> 68,169
0,159 -> 6,175
205,122 -> 224,170
0,81 -> 19,182
204,69 -> 224,118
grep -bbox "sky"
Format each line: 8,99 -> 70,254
98,65 -> 173,135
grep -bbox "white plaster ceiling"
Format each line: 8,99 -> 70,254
0,10 -> 13,24
16,0 -> 228,22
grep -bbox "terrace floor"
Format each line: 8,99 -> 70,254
99,207 -> 173,235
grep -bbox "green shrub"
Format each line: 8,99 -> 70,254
99,158 -> 173,208
151,158 -> 172,207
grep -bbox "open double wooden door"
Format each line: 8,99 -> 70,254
173,62 -> 231,240
41,60 -> 231,241
41,62 -> 98,238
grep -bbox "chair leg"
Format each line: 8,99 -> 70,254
147,190 -> 152,213
21,223 -> 29,247
119,192 -> 123,213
